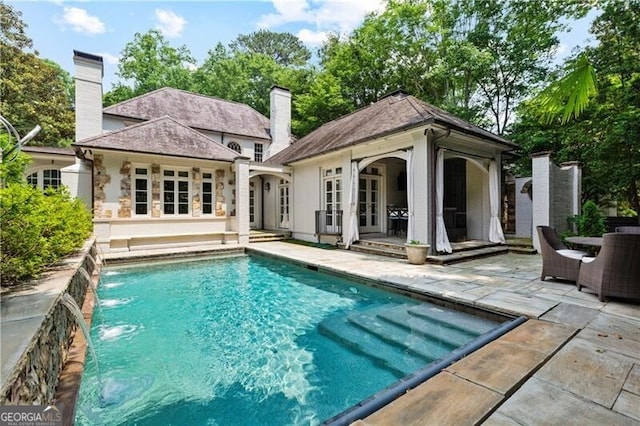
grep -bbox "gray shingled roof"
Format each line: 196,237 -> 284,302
22,146 -> 75,156
268,91 -> 516,165
103,87 -> 271,141
74,116 -> 239,162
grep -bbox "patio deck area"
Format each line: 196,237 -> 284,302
104,241 -> 640,424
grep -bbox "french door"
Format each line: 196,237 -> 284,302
359,175 -> 381,233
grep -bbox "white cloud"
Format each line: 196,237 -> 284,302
98,52 -> 120,65
55,6 -> 106,36
296,29 -> 327,46
155,9 -> 186,38
183,62 -> 197,71
258,0 -> 385,36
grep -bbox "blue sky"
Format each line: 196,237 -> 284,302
10,1 -> 598,91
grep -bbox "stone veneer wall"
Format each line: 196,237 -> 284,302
0,243 -> 97,405
93,154 -> 111,218
215,169 -> 225,216
118,161 -> 131,218
192,167 -> 201,216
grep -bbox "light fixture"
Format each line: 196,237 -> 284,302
265,182 -> 271,191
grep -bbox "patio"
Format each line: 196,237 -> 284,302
241,241 -> 640,424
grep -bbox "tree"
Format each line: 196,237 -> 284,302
105,30 -> 196,105
510,1 -> 640,216
0,3 -> 74,146
230,29 -> 311,67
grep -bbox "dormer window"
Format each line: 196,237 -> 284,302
227,141 -> 241,153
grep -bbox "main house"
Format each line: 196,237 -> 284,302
55,51 -> 516,255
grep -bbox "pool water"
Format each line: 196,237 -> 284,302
76,255 -> 500,425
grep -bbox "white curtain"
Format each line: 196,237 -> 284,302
436,149 -> 452,253
489,160 -> 506,243
345,161 -> 360,248
406,149 -> 415,242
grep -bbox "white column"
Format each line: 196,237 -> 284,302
61,158 -> 93,209
235,158 -> 251,244
411,133 -> 430,246
531,151 -> 552,252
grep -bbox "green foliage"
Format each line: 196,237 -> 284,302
534,53 -> 597,124
576,200 -> 607,237
509,0 -> 640,215
0,3 -> 74,147
230,29 -> 311,67
0,184 -> 92,285
0,134 -> 31,184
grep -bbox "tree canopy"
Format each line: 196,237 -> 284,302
0,2 -> 74,147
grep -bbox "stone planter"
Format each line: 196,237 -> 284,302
405,243 -> 429,265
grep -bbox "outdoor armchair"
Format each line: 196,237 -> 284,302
577,233 -> 640,302
537,226 -> 589,282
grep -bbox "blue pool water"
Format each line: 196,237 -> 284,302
76,255 -> 500,425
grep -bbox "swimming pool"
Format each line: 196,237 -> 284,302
75,254 -> 502,425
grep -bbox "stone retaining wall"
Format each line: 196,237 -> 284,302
0,239 -> 97,405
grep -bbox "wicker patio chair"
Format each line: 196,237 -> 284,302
615,226 -> 640,234
577,233 -> 640,302
537,226 -> 589,282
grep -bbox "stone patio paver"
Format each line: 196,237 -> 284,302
486,377 -> 638,426
535,336 -> 634,408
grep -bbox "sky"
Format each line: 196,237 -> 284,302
9,1 -> 599,91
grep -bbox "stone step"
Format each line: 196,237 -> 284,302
318,313 -> 427,377
347,306 -> 453,362
250,236 -> 287,243
508,246 -> 538,255
377,304 -> 487,347
406,304 -> 499,337
347,243 -> 408,259
428,245 -> 509,265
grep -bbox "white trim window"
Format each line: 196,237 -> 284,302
228,141 -> 241,153
27,169 -> 62,190
134,167 -> 149,215
163,169 -> 190,215
202,172 -> 213,215
254,143 -> 263,162
278,179 -> 289,228
322,167 -> 342,231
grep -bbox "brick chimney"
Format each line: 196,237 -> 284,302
73,50 -> 103,141
266,85 -> 291,160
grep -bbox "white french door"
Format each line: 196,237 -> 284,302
358,175 -> 381,233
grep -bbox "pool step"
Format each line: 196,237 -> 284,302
406,304 -> 498,337
347,306 -> 455,361
318,302 -> 501,379
318,314 -> 427,377
376,304 -> 484,347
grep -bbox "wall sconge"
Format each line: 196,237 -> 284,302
265,182 -> 271,191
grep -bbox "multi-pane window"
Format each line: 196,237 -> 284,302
134,168 -> 149,215
228,141 -> 241,153
163,170 -> 189,215
249,188 -> 255,224
202,172 -> 213,215
323,168 -> 342,229
279,179 -> 289,227
27,172 -> 38,189
43,169 -> 61,189
27,169 -> 62,190
254,143 -> 263,162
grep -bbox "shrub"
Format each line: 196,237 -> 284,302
576,200 -> 607,237
0,184 -> 92,286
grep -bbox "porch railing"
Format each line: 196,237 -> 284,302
315,210 -> 343,235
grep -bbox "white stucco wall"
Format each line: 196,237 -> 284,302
466,162 -> 489,240
290,161 -> 325,242
515,177 -> 533,237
